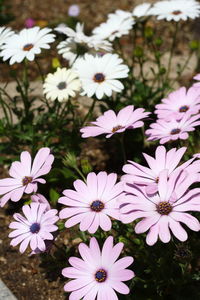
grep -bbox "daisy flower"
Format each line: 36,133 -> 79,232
122,145 -> 200,195
0,147 -> 54,207
43,67 -> 81,102
150,0 -> 200,21
80,105 -> 150,138
155,87 -> 200,121
56,23 -> 112,65
62,236 -> 134,299
58,172 -> 123,234
31,193 -> 51,211
120,169 -> 200,245
9,202 -> 58,253
73,53 -> 129,99
0,26 -> 55,64
0,26 -> 14,49
92,10 -> 134,41
132,3 -> 152,18
145,113 -> 200,144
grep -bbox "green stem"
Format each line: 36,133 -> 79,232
81,98 -> 96,126
35,58 -> 45,82
74,166 -> 86,182
118,133 -> 126,163
165,22 -> 179,81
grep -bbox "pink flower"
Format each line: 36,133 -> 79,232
80,105 -> 150,138
68,4 -> 80,17
62,236 -> 134,299
59,172 -> 123,233
155,87 -> 200,121
0,147 -> 54,207
145,113 -> 200,144
31,193 -> 51,211
25,18 -> 36,28
120,169 -> 200,245
122,146 -> 199,195
9,202 -> 59,253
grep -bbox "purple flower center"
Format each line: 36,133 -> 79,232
112,125 -> 124,133
93,73 -> 105,83
57,81 -> 67,90
90,200 -> 104,212
156,201 -> 172,215
172,10 -> 182,15
179,105 -> 189,113
22,176 -> 32,186
170,128 -> 181,135
23,43 -> 34,51
30,223 -> 40,233
95,269 -> 107,282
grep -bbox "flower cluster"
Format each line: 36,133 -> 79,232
1,0 -> 200,299
146,86 -> 200,144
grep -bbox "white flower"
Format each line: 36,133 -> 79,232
43,68 -> 81,102
56,23 -> 112,65
0,26 -> 55,64
73,53 -> 129,99
108,9 -> 132,20
92,10 -> 134,41
55,23 -> 86,43
57,40 -> 78,65
150,0 -> 200,21
132,3 -> 152,18
0,27 -> 14,49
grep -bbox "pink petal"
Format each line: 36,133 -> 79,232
99,213 -> 112,231
68,282 -> 96,300
158,216 -> 171,243
20,151 -> 32,175
146,223 -> 159,246
169,219 -> 188,241
135,214 -> 160,234
64,278 -> 93,292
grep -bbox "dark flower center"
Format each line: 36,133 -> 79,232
23,43 -> 34,51
112,30 -> 118,35
170,128 -> 181,135
156,201 -> 172,215
172,10 -> 182,15
22,176 -> 32,186
155,177 -> 159,183
179,105 -> 189,113
90,200 -> 104,212
30,223 -> 40,233
95,269 -> 107,282
112,125 -> 124,133
93,73 -> 105,83
57,81 -> 67,90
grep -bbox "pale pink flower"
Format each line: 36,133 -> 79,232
145,113 -> 200,144
9,202 -> 58,253
122,146 -> 200,195
80,105 -> 150,138
68,4 -> 80,17
31,193 -> 51,211
120,169 -> 200,245
155,87 -> 200,121
62,236 -> 134,299
0,147 -> 54,207
59,172 -> 123,233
